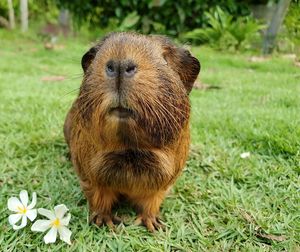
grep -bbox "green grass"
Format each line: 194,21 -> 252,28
0,30 -> 299,251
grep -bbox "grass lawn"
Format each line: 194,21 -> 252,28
0,30 -> 299,251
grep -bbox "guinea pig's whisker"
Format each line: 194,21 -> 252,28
75,96 -> 97,120
139,99 -> 164,139
67,74 -> 83,80
157,104 -> 187,120
62,87 -> 81,98
155,97 -> 190,118
154,95 -> 190,118
156,90 -> 190,109
80,97 -> 98,117
156,109 -> 178,139
147,102 -> 169,141
163,104 -> 189,120
152,99 -> 183,130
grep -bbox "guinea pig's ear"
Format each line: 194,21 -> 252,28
81,33 -> 116,73
163,45 -> 200,94
81,46 -> 98,73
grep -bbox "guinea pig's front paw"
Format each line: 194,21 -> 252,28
134,214 -> 164,232
89,212 -> 121,229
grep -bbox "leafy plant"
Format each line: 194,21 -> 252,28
119,11 -> 140,31
280,2 -> 300,57
184,6 -> 264,51
55,0 -> 251,36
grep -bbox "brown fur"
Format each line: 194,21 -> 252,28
64,32 -> 200,231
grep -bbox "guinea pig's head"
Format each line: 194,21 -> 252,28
77,32 -> 200,147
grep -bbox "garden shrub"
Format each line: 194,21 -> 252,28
55,0 -> 251,36
183,6 -> 264,51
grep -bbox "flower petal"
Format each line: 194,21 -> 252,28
7,197 -> 22,212
54,204 -> 68,219
240,152 -> 251,159
38,208 -> 56,220
27,192 -> 37,209
44,227 -> 57,244
8,213 -> 22,225
31,219 -> 52,232
58,226 -> 72,245
60,213 -> 71,226
26,209 -> 37,221
13,215 -> 27,230
19,190 -> 29,207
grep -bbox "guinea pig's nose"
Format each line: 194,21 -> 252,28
106,60 -> 118,78
123,61 -> 137,78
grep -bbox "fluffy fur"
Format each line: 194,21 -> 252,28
64,32 -> 200,231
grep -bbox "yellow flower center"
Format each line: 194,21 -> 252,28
17,206 -> 27,214
51,218 -> 60,228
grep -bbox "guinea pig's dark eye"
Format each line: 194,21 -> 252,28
107,63 -> 114,72
106,61 -> 117,77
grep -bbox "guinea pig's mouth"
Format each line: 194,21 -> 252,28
109,106 -> 134,119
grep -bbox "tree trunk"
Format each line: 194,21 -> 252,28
20,0 -> 28,32
7,0 -> 15,29
262,0 -> 291,55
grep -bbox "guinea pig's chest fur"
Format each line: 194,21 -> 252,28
91,148 -> 174,191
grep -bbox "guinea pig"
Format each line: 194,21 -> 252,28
64,32 -> 200,232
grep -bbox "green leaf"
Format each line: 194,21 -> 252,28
119,11 -> 140,31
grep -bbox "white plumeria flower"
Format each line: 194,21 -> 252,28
7,190 -> 37,230
31,204 -> 72,245
240,152 -> 251,159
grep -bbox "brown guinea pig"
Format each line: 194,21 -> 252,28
64,32 -> 200,232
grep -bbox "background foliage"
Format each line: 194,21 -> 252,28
285,2 -> 300,42
184,6 -> 264,51
0,0 -> 59,24
55,0 -> 250,35
0,1 -> 299,52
